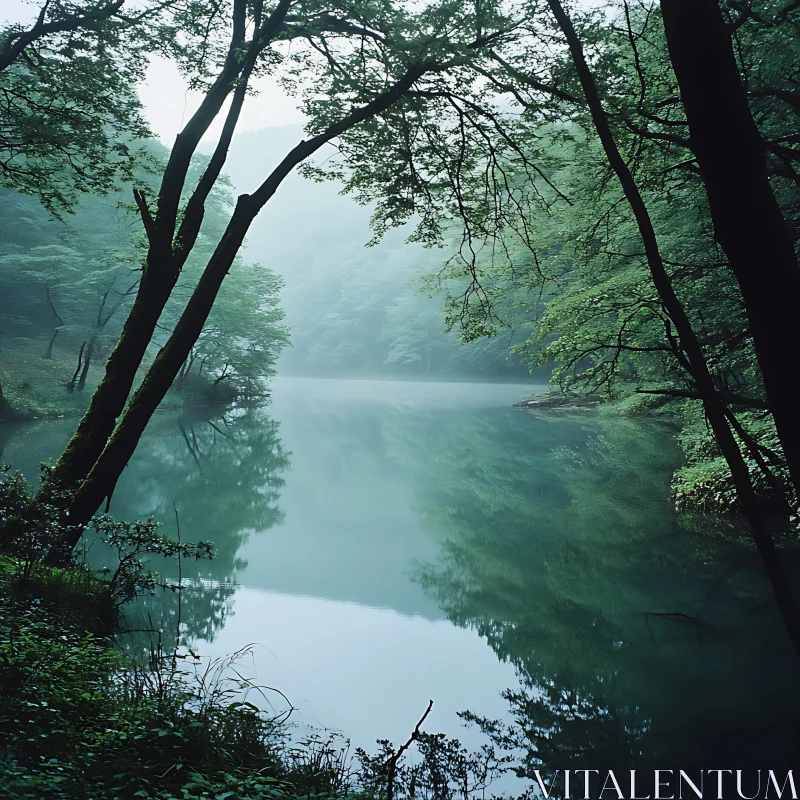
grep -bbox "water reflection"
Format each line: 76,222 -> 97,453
412,414 -> 800,769
111,407 -> 290,642
2,379 -> 798,769
2,405 -> 290,643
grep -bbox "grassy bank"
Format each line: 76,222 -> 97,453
0,560 -> 296,799
0,468 -> 337,800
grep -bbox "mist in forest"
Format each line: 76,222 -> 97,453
207,125 -> 535,381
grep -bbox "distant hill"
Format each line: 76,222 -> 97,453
206,126 -> 534,381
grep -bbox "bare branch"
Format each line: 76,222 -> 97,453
636,387 -> 769,409
386,700 -> 434,800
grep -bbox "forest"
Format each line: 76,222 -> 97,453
1,0 -> 799,796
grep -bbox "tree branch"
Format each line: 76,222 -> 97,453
636,387 -> 769,409
0,0 -> 124,73
132,188 -> 156,243
386,700 -> 433,800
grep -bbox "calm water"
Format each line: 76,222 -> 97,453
3,377 -> 799,771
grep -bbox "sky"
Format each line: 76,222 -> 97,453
0,0 -> 306,143
139,57 -> 305,144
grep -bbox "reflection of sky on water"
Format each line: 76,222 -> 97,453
198,587 -> 519,752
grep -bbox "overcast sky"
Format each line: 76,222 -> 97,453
139,56 -> 305,143
0,0 -> 306,143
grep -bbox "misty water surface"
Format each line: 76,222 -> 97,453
3,378 -> 799,769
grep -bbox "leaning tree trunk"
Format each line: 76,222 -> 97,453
47,274 -> 179,487
547,0 -> 800,660
660,0 -> 800,499
42,0 -> 284,494
57,65 -> 428,548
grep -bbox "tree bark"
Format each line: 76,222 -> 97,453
47,272 -> 180,487
660,0 -> 800,498
547,0 -> 800,660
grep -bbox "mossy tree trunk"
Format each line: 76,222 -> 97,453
59,64 -> 430,546
48,272 -> 181,484
43,0 -> 284,495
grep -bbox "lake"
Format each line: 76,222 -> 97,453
3,377 -> 799,773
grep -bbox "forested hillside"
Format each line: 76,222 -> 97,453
213,126 -> 534,380
0,144 -> 287,415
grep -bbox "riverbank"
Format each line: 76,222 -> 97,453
0,343 -> 264,424
0,561 -> 505,800
516,387 -> 797,522
514,390 -> 605,417
0,561 -> 298,799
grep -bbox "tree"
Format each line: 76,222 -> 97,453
45,0 -> 520,550
0,0 -> 178,210
659,0 -> 800,499
315,0 -> 800,653
0,136 -> 289,417
528,0 -> 800,656
0,0 -> 125,73
0,184 -> 144,395
171,256 -> 288,400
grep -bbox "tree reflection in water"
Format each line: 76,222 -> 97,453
104,406 -> 290,645
411,413 -> 800,771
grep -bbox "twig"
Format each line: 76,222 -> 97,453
386,699 -> 433,800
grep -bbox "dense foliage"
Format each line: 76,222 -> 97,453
0,143 -> 287,416
3,0 -> 798,521
386,0 -> 800,511
0,0 -> 175,211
